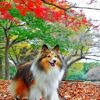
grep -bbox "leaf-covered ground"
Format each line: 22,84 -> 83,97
0,80 -> 100,100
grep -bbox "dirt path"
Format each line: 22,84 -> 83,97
0,80 -> 100,100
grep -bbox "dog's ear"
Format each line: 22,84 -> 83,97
53,45 -> 59,53
42,44 -> 48,52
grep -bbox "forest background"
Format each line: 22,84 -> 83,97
0,0 -> 100,81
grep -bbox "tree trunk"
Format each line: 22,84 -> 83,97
0,56 -> 3,79
62,65 -> 69,80
62,56 -> 83,80
5,43 -> 10,79
62,70 -> 68,80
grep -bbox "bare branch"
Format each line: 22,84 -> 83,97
41,0 -> 68,11
64,49 -> 78,61
9,52 -> 17,66
86,54 -> 100,57
72,6 -> 100,10
9,38 -> 27,48
41,0 -> 100,11
10,23 -> 25,28
65,56 -> 85,70
11,47 -> 19,63
84,57 -> 100,62
80,46 -> 84,57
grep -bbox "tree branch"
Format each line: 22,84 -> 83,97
86,54 -> 100,57
9,52 -> 17,66
72,6 -> 100,10
66,56 -> 84,69
64,46 -> 85,70
11,47 -> 19,64
10,23 -> 25,28
84,57 -> 100,62
0,23 -> 5,30
41,0 -> 100,11
41,0 -> 68,11
64,50 -> 78,62
9,38 -> 27,48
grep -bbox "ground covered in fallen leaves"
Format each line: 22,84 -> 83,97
0,80 -> 100,100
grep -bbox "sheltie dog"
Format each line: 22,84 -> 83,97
10,44 -> 64,100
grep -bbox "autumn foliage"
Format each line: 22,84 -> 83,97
0,0 -> 91,31
0,80 -> 100,100
0,2 -> 13,20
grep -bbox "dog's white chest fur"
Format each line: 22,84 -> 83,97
29,63 -> 64,100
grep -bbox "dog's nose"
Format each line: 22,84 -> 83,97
53,60 -> 56,63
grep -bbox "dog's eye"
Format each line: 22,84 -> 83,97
55,56 -> 57,57
47,55 -> 50,58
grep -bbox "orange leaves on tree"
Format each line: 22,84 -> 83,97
16,5 -> 29,16
0,2 -> 11,11
0,11 -> 13,20
66,14 -> 90,32
14,0 -> 66,22
14,0 -> 35,16
0,0 -> 92,32
70,9 -> 75,13
45,0 -> 56,4
0,2 -> 14,20
34,7 -> 47,18
35,0 -> 42,7
58,1 -> 70,9
27,0 -> 35,9
16,0 -> 90,31
82,17 -> 88,24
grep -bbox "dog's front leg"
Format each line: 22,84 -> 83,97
28,87 -> 42,100
48,90 -> 60,100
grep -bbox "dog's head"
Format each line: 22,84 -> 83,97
37,44 -> 62,72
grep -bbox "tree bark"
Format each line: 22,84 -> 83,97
4,27 -> 10,79
0,56 -> 3,79
62,56 -> 84,80
5,43 -> 10,79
